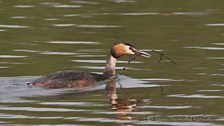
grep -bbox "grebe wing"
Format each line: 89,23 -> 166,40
31,70 -> 105,88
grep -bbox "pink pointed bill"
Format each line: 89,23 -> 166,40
136,51 -> 151,58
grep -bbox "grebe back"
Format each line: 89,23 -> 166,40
30,42 -> 150,88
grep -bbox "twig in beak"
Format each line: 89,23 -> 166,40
116,50 -> 175,78
117,55 -> 137,76
147,50 -> 176,64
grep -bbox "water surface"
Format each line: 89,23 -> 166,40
0,0 -> 223,125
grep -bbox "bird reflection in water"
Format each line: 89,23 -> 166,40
105,79 -> 137,121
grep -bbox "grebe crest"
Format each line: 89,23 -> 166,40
30,42 -> 150,88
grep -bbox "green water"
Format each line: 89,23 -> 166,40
0,0 -> 223,125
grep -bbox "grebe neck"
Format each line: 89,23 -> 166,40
103,54 -> 117,78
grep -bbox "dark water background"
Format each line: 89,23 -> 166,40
0,0 -> 223,125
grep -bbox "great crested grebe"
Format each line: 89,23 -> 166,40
30,42 -> 150,88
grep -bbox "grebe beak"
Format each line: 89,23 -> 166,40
129,47 -> 151,58
135,50 -> 151,58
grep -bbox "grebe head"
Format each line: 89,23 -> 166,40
111,42 -> 151,59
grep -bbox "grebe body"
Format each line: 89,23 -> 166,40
32,71 -> 105,88
31,42 -> 150,88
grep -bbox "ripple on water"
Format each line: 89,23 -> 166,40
39,102 -> 103,106
168,94 -> 224,99
0,66 -> 9,69
51,4 -> 82,8
196,73 -> 207,76
41,2 -> 82,9
39,102 -> 88,106
13,49 -> 39,53
206,23 -> 224,27
0,61 -> 23,65
198,90 -> 222,92
113,0 -> 136,3
120,11 -> 210,16
13,5 -> 34,8
172,11 -> 210,16
0,24 -> 29,28
184,46 -> 224,50
45,18 -> 59,21
216,117 -> 224,121
40,51 -> 77,55
52,24 -> 76,27
138,105 -> 193,109
0,29 -> 6,32
141,78 -> 186,82
10,16 -> 31,19
213,43 -> 224,45
40,2 -> 60,5
64,14 -> 81,17
120,12 -> 160,16
51,24 -> 120,28
0,113 -> 34,119
47,41 -> 99,45
210,74 -> 224,76
93,111 -> 155,115
211,84 -> 224,87
0,106 -> 86,112
0,121 -> 8,124
167,115 -> 219,124
71,60 -> 142,64
77,24 -> 121,28
77,117 -> 137,123
136,120 -> 218,126
193,67 -> 207,70
0,55 -> 27,58
75,54 -> 106,58
207,57 -> 224,60
71,1 -> 99,5
77,49 -> 102,52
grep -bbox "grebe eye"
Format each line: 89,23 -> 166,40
129,47 -> 134,51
